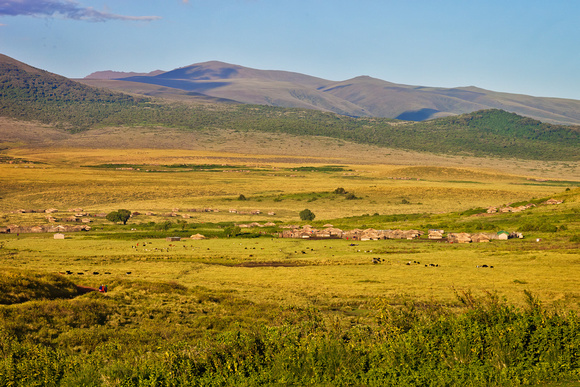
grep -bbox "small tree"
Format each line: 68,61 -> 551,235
238,194 -> 247,201
106,209 -> 132,225
224,225 -> 241,237
334,187 -> 347,195
299,208 -> 316,221
157,221 -> 172,231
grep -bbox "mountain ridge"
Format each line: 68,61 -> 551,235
1,53 -> 579,161
81,60 -> 580,125
85,69 -> 165,80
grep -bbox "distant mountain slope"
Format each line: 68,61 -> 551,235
318,76 -> 488,120
106,60 -> 580,125
78,79 -> 241,104
84,69 -> 165,80
1,54 -> 579,161
120,61 -> 369,116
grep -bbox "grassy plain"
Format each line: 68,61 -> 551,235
1,145 -> 579,385
1,146 -> 578,307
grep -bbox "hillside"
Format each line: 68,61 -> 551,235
1,54 -> 579,161
0,54 -> 149,131
86,60 -> 580,125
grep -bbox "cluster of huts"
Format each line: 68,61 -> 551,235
279,226 -> 523,242
165,234 -> 207,241
12,208 -> 107,224
6,198 -> 564,239
237,222 -> 277,228
0,224 -> 91,234
2,208 -> 98,234
486,198 -> 563,214
151,208 -> 275,217
229,209 -> 276,216
436,230 -> 523,243
487,203 -> 535,214
279,225 -> 422,240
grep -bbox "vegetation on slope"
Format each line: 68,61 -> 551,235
0,58 -> 149,131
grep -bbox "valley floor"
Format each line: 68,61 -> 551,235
0,135 -> 579,386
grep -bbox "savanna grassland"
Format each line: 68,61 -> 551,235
2,53 -> 580,385
1,145 -> 579,386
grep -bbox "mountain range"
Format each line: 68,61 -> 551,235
1,53 -> 578,161
82,61 -> 580,125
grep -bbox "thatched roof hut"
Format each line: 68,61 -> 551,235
449,232 -> 471,244
471,233 -> 491,243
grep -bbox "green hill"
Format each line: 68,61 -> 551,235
0,54 -> 149,131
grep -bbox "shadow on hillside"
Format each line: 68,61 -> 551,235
121,76 -> 231,92
396,108 -> 440,121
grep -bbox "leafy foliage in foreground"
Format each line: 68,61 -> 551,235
1,58 -> 579,160
0,271 -> 579,386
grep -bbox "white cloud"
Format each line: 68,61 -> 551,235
0,0 -> 162,22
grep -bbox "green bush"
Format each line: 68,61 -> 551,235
299,209 -> 316,221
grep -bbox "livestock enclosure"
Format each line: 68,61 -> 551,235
0,147 -> 579,385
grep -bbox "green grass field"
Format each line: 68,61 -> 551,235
1,146 -> 579,385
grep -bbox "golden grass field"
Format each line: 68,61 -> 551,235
1,141 -> 579,312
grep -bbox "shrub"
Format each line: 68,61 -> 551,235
299,209 -> 315,221
223,226 -> 241,237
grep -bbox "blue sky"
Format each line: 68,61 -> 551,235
1,0 -> 579,99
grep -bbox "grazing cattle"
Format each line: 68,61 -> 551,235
92,272 -> 99,275
126,272 -> 132,275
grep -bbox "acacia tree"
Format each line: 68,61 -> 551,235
106,209 -> 132,225
299,209 -> 316,221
